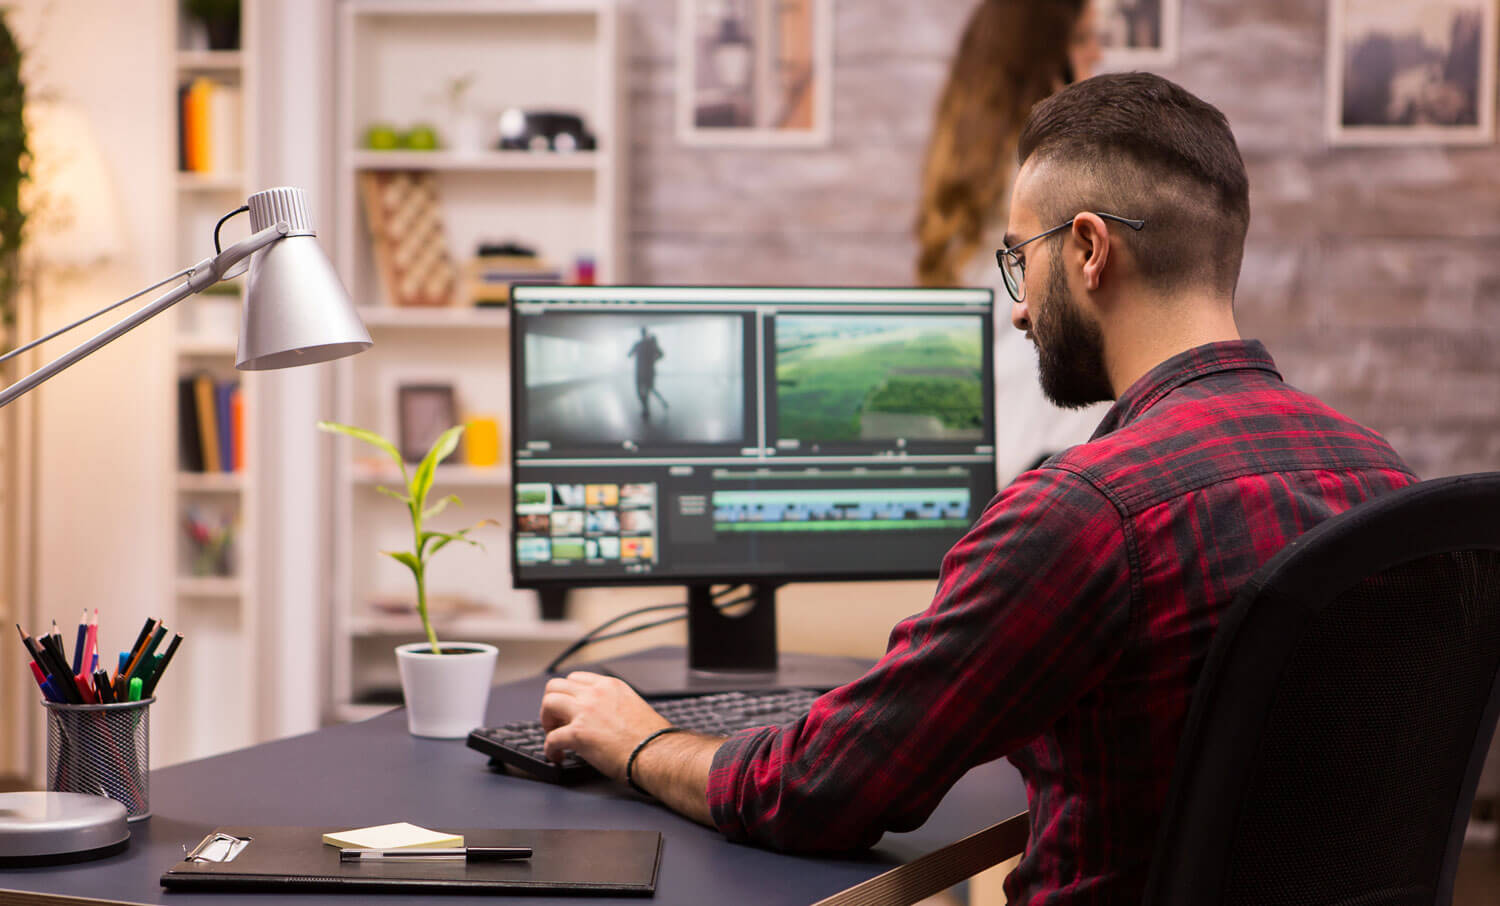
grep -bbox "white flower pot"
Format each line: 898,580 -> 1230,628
394,642 -> 498,738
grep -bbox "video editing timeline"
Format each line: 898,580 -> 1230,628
509,286 -> 999,586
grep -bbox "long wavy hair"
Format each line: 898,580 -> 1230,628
915,0 -> 1085,288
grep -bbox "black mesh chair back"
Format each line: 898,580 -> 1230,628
1143,473 -> 1500,906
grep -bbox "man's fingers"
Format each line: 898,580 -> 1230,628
539,690 -> 579,732
544,676 -> 577,696
565,671 -> 606,686
542,725 -> 577,764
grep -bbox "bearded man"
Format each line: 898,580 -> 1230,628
536,73 -> 1416,906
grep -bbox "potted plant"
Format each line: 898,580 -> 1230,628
318,420 -> 498,738
185,0 -> 241,51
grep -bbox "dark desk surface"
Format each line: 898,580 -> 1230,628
1,664 -> 1028,905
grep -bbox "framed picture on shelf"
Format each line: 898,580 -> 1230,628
1326,0 -> 1497,146
1097,0 -> 1180,67
677,0 -> 833,147
397,383 -> 458,463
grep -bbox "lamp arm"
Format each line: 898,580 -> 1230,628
0,222 -> 290,409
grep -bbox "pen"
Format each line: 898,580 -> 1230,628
338,847 -> 533,863
72,610 -> 87,675
141,633 -> 183,697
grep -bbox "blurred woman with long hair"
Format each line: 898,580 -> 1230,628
916,0 -> 1100,288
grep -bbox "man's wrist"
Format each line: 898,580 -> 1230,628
625,726 -> 685,796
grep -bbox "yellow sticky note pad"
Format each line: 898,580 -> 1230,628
322,822 -> 464,849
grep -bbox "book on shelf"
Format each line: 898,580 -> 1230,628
178,374 -> 245,474
179,76 -> 242,175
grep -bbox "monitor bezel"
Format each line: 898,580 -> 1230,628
506,283 -> 999,592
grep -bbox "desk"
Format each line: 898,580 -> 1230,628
1,660 -> 1029,905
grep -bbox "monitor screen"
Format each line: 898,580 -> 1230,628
509,286 -> 999,590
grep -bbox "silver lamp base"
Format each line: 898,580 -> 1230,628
0,791 -> 130,867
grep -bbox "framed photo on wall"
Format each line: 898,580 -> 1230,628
677,0 -> 833,147
397,383 -> 458,463
1327,0 -> 1497,146
1097,0 -> 1180,67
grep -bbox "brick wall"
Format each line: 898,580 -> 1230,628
622,0 -> 1500,478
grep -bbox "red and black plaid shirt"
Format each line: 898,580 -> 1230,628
707,340 -> 1416,905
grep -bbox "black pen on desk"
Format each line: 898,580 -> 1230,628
338,847 -> 532,863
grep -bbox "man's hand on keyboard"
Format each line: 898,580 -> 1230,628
539,671 -> 668,781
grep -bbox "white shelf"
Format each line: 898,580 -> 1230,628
350,614 -> 581,640
176,576 -> 243,600
177,471 -> 245,493
350,0 -> 609,18
352,462 -> 511,487
176,50 -> 244,71
177,172 -> 245,192
357,306 -> 510,329
177,335 -> 239,357
350,150 -> 599,173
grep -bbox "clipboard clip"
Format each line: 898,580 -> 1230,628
184,831 -> 252,863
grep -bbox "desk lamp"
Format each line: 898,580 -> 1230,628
0,186 -> 371,407
0,187 -> 368,863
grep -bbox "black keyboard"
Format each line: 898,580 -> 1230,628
467,688 -> 822,784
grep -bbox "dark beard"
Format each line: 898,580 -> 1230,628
1034,253 -> 1114,409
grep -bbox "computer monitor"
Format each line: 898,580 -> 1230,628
509,285 -> 999,694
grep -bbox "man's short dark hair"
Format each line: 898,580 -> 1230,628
1017,72 -> 1250,299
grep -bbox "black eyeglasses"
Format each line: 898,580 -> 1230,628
995,213 -> 1145,303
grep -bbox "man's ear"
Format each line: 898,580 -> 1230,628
1071,213 -> 1111,292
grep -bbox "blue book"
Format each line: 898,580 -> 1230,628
215,381 -> 236,473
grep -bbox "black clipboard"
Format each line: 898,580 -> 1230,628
160,826 -> 663,895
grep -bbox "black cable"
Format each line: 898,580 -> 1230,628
544,587 -> 755,675
213,205 -> 250,256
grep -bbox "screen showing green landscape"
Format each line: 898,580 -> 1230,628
775,315 -> 985,443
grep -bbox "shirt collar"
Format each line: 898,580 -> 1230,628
1090,339 -> 1282,439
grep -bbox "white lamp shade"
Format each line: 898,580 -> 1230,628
235,187 -> 372,371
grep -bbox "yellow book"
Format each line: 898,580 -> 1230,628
321,823 -> 464,850
193,373 -> 221,473
184,77 -> 213,172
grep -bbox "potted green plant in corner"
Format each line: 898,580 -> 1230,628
185,0 -> 242,51
319,420 -> 497,738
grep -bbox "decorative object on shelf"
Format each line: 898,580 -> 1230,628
397,383 -> 458,464
184,0 -> 242,51
445,72 -> 487,156
178,76 -> 242,175
316,420 -> 499,738
573,254 -> 596,287
358,171 -> 456,307
462,415 -> 502,468
363,122 -> 401,151
496,108 -> 596,152
678,0 -> 832,147
1097,0 -> 1181,67
182,503 -> 236,577
402,124 -> 440,151
1326,0 -> 1496,146
466,241 -> 561,306
0,186 -> 372,408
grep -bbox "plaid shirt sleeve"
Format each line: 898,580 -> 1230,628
706,466 -> 1134,852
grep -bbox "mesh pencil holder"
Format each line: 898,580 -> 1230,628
43,698 -> 155,822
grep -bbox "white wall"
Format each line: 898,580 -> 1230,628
9,0 -> 176,774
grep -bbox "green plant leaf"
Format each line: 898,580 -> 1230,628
422,493 -> 461,522
422,519 -> 497,558
318,421 -> 407,479
375,485 -> 412,504
411,425 -> 465,513
381,549 -> 422,581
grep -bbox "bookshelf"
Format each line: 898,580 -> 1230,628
164,0 -> 260,764
327,0 -> 625,717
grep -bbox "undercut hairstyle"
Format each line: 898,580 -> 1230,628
1017,72 -> 1251,299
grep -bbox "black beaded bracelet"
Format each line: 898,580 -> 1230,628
625,726 -> 686,797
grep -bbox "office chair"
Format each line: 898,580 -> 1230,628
1143,472 -> 1500,906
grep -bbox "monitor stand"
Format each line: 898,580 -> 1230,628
599,584 -> 869,698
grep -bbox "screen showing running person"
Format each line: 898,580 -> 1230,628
509,286 -> 999,587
